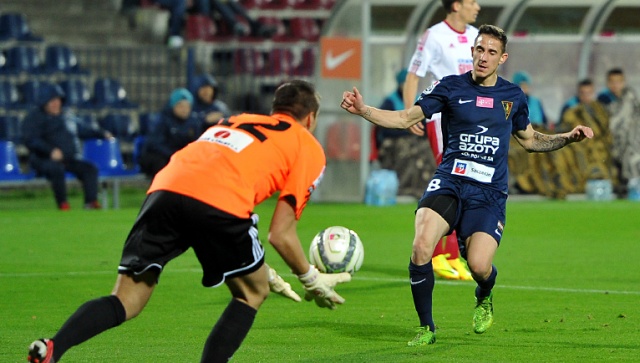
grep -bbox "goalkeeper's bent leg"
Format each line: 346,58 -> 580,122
201,299 -> 256,363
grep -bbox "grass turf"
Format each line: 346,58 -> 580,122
1,189 -> 639,362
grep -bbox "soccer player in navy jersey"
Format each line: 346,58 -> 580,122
341,24 -> 593,346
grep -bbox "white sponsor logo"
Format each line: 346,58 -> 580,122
325,49 -> 355,70
476,125 -> 489,134
459,134 -> 500,154
451,158 -> 495,183
198,126 -> 253,152
410,278 -> 426,285
458,99 -> 473,104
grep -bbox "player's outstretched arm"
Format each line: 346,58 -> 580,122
341,87 -> 425,129
514,124 -> 594,152
402,72 -> 426,136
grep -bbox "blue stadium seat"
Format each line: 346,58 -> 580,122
137,112 -> 161,136
0,80 -> 20,110
0,140 -> 34,181
99,113 -> 135,141
0,115 -> 22,143
82,138 -> 138,177
91,78 -> 138,109
5,46 -> 44,75
0,12 -> 43,42
58,79 -> 92,109
44,44 -> 89,75
19,80 -> 54,109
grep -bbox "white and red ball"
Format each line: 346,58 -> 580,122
309,226 -> 364,274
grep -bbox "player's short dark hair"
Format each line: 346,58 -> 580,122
578,78 -> 593,88
606,68 -> 624,78
271,80 -> 320,121
441,0 -> 460,13
477,24 -> 508,53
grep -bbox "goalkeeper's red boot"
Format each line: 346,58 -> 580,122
28,339 -> 55,363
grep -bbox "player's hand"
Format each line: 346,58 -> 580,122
408,123 -> 425,136
341,87 -> 367,115
268,267 -> 301,302
567,125 -> 594,143
298,265 -> 351,310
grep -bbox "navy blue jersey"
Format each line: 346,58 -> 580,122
416,72 -> 529,193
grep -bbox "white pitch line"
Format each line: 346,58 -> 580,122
2,269 -> 639,296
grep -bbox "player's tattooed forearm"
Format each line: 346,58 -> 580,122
531,131 -> 567,152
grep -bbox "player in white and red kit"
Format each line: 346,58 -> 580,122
403,0 -> 480,280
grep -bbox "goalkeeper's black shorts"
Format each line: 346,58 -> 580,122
118,190 -> 265,287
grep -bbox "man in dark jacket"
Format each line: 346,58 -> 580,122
189,74 -> 232,126
21,83 -> 113,210
138,88 -> 202,178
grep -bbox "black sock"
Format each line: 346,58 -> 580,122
409,260 -> 435,332
200,299 -> 257,363
52,295 -> 126,361
475,265 -> 498,300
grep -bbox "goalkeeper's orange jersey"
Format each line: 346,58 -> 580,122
148,113 -> 326,220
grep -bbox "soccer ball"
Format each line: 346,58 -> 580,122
309,226 -> 364,274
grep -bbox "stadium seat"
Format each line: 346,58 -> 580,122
238,0 -> 259,9
0,140 -> 34,181
289,46 -> 316,76
257,48 -> 293,76
99,113 -> 135,141
0,115 -> 22,144
19,80 -> 54,109
58,79 -> 92,109
257,17 -> 291,42
44,44 -> 88,75
321,0 -> 336,9
0,12 -> 43,42
137,112 -> 161,136
185,14 -> 217,42
291,0 -> 323,10
259,0 -> 289,10
233,48 -> 262,74
82,138 -> 138,177
92,78 -> 138,109
289,18 -> 321,42
0,80 -> 20,110
5,46 -> 44,75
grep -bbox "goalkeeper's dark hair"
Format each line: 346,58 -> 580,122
271,80 -> 320,121
477,24 -> 508,53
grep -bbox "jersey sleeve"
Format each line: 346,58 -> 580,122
279,137 -> 326,219
415,79 -> 449,119
408,29 -> 440,78
511,91 -> 530,133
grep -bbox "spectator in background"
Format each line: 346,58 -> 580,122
189,74 -> 232,126
21,84 -> 112,210
374,69 -> 435,199
513,71 -> 551,129
211,0 -> 276,38
598,68 -> 640,196
138,88 -> 202,178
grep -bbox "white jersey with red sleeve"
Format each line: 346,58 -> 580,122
408,21 -> 478,80
407,21 -> 478,163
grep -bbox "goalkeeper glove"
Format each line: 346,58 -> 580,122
297,265 -> 351,310
268,267 -> 302,302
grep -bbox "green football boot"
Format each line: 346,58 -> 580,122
407,326 -> 436,346
473,292 -> 494,334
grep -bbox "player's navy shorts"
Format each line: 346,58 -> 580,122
118,190 -> 265,287
418,173 -> 507,257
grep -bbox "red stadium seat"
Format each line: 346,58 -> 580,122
259,0 -> 289,10
289,17 -> 321,42
185,14 -> 217,42
291,0 -> 323,10
289,47 -> 316,76
238,0 -> 259,10
257,16 -> 291,42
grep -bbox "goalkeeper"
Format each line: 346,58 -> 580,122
27,80 -> 351,363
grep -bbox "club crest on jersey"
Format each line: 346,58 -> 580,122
454,161 -> 467,175
423,81 -> 440,96
502,101 -> 513,120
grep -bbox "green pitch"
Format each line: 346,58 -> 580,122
1,190 -> 639,362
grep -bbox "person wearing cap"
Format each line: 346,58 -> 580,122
189,74 -> 232,126
138,88 -> 202,178
373,68 -> 436,199
513,71 -> 551,128
21,83 -> 113,210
